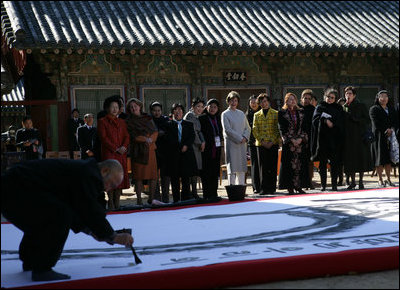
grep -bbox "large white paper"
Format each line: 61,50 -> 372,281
1,188 -> 399,288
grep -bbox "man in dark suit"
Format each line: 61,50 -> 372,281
165,104 -> 197,202
15,116 -> 43,160
77,113 -> 100,161
67,109 -> 84,159
1,159 -> 133,282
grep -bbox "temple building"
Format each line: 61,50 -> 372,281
1,1 -> 399,151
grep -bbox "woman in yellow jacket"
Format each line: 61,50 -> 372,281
252,93 -> 281,195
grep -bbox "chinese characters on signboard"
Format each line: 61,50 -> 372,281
224,72 -> 247,82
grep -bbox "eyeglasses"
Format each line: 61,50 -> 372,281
326,96 -> 335,100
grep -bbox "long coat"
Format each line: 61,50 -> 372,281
199,113 -> 223,174
97,114 -> 130,189
184,110 -> 205,170
221,108 -> 251,174
342,99 -> 374,173
278,109 -> 311,189
311,101 -> 345,162
152,115 -> 170,175
369,104 -> 399,166
165,119 -> 197,177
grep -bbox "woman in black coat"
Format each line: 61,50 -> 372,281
369,90 -> 399,187
311,88 -> 345,191
342,86 -> 374,190
165,104 -> 197,202
199,99 -> 224,201
245,95 -> 261,193
278,93 -> 311,194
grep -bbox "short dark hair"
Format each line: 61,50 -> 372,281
374,90 -> 389,106
103,95 -> 122,110
192,97 -> 205,107
171,103 -> 185,114
71,108 -> 79,114
344,86 -> 357,95
324,88 -> 339,101
206,98 -> 220,107
22,115 -> 32,123
257,93 -> 271,104
149,101 -> 162,111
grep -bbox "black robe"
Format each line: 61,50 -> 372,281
311,101 -> 345,162
369,104 -> 399,166
1,159 -> 114,270
342,99 -> 374,173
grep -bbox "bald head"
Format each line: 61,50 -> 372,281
98,159 -> 124,191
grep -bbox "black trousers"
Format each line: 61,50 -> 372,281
200,157 -> 220,200
154,175 -> 171,203
2,176 -> 71,271
319,157 -> 339,189
257,145 -> 279,193
170,176 -> 191,202
249,146 -> 261,192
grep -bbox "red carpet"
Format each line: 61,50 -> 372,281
2,188 -> 399,289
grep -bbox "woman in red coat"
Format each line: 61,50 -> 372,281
97,97 -> 130,210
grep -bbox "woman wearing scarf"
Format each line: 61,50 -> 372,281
311,88 -> 345,191
126,98 -> 158,205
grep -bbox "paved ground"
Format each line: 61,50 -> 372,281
2,169 -> 399,288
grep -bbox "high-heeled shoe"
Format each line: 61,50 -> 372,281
295,188 -> 306,194
358,183 -> 365,190
346,183 -> 356,190
385,180 -> 396,187
287,188 -> 294,194
378,180 -> 386,187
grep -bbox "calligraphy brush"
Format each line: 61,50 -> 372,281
116,228 -> 142,264
129,244 -> 142,264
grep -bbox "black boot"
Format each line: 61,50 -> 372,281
32,269 -> 71,281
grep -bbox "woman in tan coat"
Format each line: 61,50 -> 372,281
126,98 -> 158,205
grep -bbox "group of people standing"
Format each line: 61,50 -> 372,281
72,95 -> 224,210
245,87 -> 399,196
71,87 -> 398,210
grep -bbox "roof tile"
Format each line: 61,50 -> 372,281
1,1 -> 398,51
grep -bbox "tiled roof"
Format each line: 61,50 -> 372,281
2,1 -> 399,52
2,77 -> 25,101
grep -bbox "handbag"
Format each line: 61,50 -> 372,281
362,128 -> 375,144
389,133 -> 399,164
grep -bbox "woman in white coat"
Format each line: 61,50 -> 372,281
221,91 -> 251,185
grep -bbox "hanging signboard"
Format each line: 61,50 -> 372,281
224,72 -> 247,82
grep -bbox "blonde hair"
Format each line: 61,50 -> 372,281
282,92 -> 300,110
